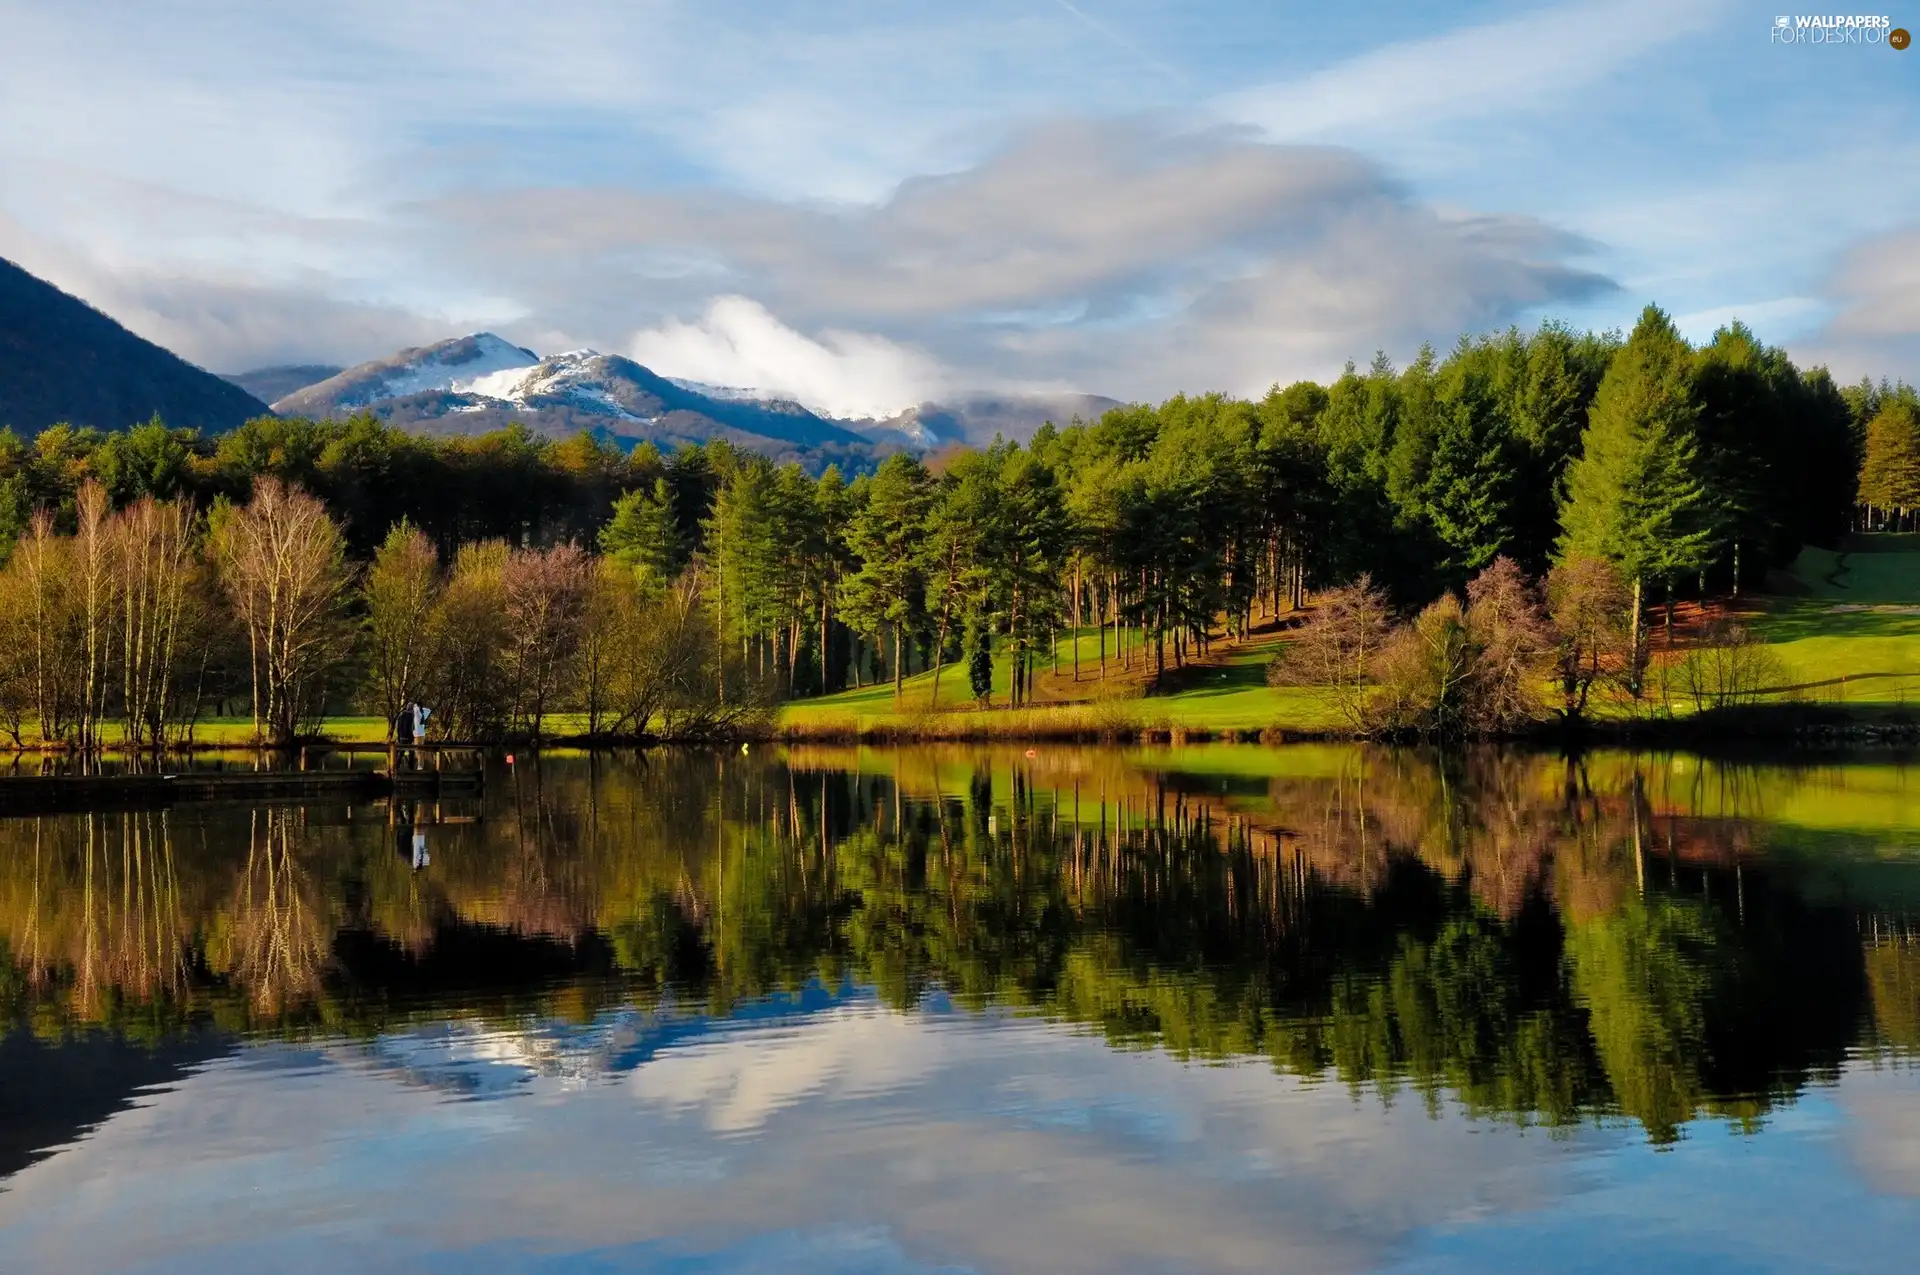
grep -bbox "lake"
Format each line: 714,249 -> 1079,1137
2,744 -> 1918,1273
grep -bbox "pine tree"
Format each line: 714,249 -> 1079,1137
1421,363 -> 1518,577
599,478 -> 683,588
966,620 -> 993,706
840,453 -> 932,700
1558,305 -> 1714,687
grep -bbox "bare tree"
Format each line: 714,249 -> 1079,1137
1320,560 -> 1552,738
1462,556 -> 1552,733
1546,556 -> 1633,723
209,479 -> 354,745
578,558 -> 640,737
113,496 -> 202,749
1268,575 -> 1392,732
655,571 -> 771,739
502,543 -> 593,739
0,571 -> 33,747
363,521 -> 441,741
75,482 -> 116,749
1,512 -> 85,744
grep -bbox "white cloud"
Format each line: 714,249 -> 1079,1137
441,121 -> 1614,398
630,297 -> 948,419
1789,222 -> 1920,379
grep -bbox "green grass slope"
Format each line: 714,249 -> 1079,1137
780,627 -> 1337,736
1753,536 -> 1920,708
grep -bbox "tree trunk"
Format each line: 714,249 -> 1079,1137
929,601 -> 952,712
819,597 -> 831,695
1072,561 -> 1082,682
1629,574 -> 1645,696
893,624 -> 904,702
1098,574 -> 1107,680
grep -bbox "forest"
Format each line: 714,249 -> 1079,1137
0,303 -> 1915,746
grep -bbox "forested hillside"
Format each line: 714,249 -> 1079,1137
0,257 -> 267,435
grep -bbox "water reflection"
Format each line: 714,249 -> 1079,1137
0,746 -> 1915,1154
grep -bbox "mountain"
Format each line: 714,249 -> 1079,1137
0,256 -> 268,434
668,381 -> 1125,449
274,332 -> 1124,466
272,334 -> 539,414
220,363 -> 342,404
867,392 -> 1124,449
275,335 -> 873,457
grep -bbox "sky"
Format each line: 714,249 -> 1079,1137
3,1002 -> 1918,1272
1,0 -> 1915,415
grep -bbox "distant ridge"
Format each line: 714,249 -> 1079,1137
274,335 -> 873,457
0,256 -> 268,434
220,364 -> 342,405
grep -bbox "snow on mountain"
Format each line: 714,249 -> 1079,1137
270,331 -> 1117,464
273,333 -> 538,415
665,377 -> 778,403
277,335 -> 872,458
465,349 -> 646,420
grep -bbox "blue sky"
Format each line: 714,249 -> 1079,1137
1,0 -> 1914,412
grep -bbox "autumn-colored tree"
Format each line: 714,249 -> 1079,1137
0,512 -> 84,742
74,482 -> 116,748
423,541 -> 510,740
1545,556 -> 1633,722
363,521 -> 442,741
1857,400 -> 1920,529
502,543 -> 593,738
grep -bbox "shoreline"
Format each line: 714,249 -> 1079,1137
4,702 -> 1917,761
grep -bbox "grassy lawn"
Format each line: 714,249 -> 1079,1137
1750,536 -> 1920,708
780,622 -> 1340,737
785,536 -> 1920,738
189,716 -> 394,746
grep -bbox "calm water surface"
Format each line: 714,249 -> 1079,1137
2,745 -> 1919,1273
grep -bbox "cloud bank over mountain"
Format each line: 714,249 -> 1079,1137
629,297 -> 949,421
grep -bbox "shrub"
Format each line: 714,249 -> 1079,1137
1323,558 -> 1553,738
1667,620 -> 1784,714
1268,574 -> 1392,732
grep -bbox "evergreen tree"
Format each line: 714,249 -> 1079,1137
1558,306 -> 1714,683
966,619 -> 993,706
599,478 -> 684,588
840,453 -> 932,700
1420,362 -> 1519,578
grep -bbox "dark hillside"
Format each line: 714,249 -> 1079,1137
0,257 -> 267,434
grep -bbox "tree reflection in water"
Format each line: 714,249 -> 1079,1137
0,746 -> 1913,1144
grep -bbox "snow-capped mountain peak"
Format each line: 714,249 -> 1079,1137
276,333 -> 539,414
